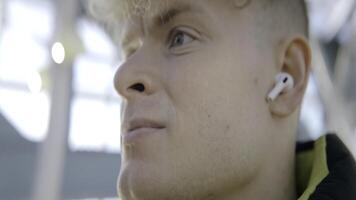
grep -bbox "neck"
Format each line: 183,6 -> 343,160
222,145 -> 296,200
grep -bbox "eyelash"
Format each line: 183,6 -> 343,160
122,27 -> 199,59
167,27 -> 197,49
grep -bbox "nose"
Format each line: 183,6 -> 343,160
114,58 -> 157,100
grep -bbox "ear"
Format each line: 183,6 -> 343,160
269,36 -> 312,117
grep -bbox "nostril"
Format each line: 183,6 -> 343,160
129,83 -> 145,92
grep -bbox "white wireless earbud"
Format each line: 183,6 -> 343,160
266,73 -> 294,103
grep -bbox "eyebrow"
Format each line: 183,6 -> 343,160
121,2 -> 204,51
153,3 -> 202,27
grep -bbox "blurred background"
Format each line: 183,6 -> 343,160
0,0 -> 355,199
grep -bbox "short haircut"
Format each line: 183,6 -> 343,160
262,0 -> 308,36
89,0 -> 308,39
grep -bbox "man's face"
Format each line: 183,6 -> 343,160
115,0 -> 278,199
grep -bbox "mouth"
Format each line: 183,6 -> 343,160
123,119 -> 166,142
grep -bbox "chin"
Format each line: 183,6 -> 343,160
118,162 -> 171,200
118,161 -> 225,200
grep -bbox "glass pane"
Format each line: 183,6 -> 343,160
77,18 -> 117,59
69,96 -> 121,153
0,0 -> 52,141
74,54 -> 118,97
0,88 -> 50,141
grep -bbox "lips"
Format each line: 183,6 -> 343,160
128,119 -> 165,132
123,118 -> 166,142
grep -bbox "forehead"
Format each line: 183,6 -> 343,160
119,0 -> 218,43
120,0 -> 235,31
122,0 -> 234,20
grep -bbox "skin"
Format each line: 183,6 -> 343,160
114,0 -> 311,199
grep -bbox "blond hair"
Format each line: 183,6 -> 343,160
89,0 -> 308,39
89,0 -> 172,24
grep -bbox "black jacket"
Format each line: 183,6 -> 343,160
296,134 -> 356,200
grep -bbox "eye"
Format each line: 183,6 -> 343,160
168,29 -> 195,48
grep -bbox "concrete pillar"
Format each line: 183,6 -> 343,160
32,0 -> 80,200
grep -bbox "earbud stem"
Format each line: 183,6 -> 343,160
267,83 -> 285,103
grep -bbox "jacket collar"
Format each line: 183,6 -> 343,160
296,134 -> 356,200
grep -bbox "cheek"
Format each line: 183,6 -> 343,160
164,50 -> 270,184
167,90 -> 267,192
167,42 -> 263,131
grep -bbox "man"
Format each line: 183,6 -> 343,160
90,0 -> 356,199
